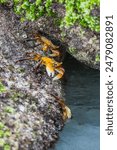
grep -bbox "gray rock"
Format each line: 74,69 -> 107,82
25,4 -> 100,69
0,6 -> 64,150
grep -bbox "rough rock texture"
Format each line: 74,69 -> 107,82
0,6 -> 64,150
26,3 -> 100,69
1,2 -> 100,70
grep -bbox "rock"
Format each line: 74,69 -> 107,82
0,2 -> 100,70
25,4 -> 100,70
0,6 -> 64,150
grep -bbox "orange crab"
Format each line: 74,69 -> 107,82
16,52 -> 65,81
34,33 -> 60,57
58,99 -> 72,121
50,94 -> 72,121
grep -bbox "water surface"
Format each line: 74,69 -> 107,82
52,54 -> 100,150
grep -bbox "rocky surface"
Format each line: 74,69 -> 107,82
0,2 -> 100,70
0,2 -> 100,149
0,6 -> 64,150
26,3 -> 100,69
1,1 -> 100,70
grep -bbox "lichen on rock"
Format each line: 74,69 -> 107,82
0,6 -> 64,150
24,3 -> 100,69
0,1 -> 100,69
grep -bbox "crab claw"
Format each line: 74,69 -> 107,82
50,94 -> 72,121
49,49 -> 60,57
53,67 -> 65,80
46,64 -> 55,77
43,43 -> 48,51
58,99 -> 72,120
63,105 -> 72,120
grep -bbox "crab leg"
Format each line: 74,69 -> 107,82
49,49 -> 60,57
25,52 -> 41,61
16,52 -> 41,63
33,60 -> 42,73
50,94 -> 72,121
24,38 -> 41,48
53,67 -> 65,80
43,43 -> 48,51
54,62 -> 63,68
15,57 -> 32,63
46,63 -> 55,77
34,33 -> 59,50
25,52 -> 36,56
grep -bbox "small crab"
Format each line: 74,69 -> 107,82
34,33 -> 60,57
58,99 -> 72,121
50,94 -> 72,121
16,52 -> 65,80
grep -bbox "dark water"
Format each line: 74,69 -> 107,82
52,54 -> 100,150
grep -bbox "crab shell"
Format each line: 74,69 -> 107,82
41,57 -> 64,80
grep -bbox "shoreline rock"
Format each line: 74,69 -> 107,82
25,3 -> 100,70
0,7 -> 64,150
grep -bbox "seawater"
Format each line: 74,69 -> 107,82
51,54 -> 100,150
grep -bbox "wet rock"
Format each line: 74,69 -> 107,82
0,6 -> 64,150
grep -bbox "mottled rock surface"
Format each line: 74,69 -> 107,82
0,1 -> 100,70
0,6 -> 64,150
26,3 -> 100,69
